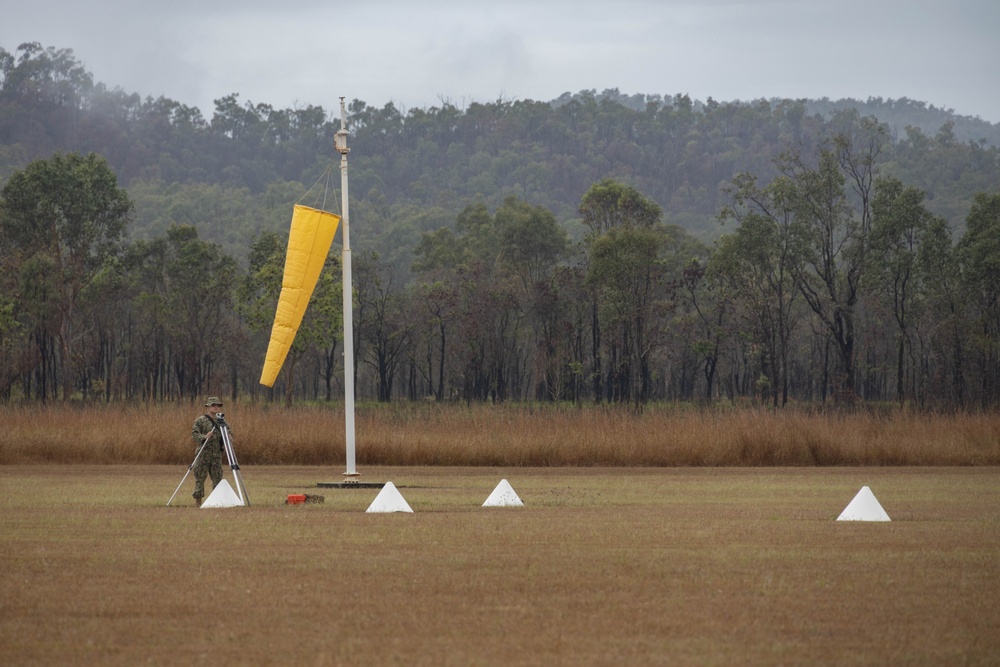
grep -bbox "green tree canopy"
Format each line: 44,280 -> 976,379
579,179 -> 663,235
0,151 -> 131,400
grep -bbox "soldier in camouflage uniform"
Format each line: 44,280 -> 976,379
191,396 -> 227,506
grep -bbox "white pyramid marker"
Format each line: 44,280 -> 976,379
201,479 -> 244,508
365,482 -> 413,513
836,486 -> 890,521
483,479 -> 524,507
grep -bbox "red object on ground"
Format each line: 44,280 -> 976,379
286,494 -> 307,505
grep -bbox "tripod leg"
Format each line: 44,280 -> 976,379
222,430 -> 241,505
166,468 -> 193,507
220,425 -> 250,506
167,429 -> 214,506
230,467 -> 250,506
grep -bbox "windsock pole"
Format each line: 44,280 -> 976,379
336,97 -> 359,478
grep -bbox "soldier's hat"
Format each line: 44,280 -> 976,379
205,396 -> 223,407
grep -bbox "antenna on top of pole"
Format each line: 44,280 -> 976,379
337,97 -> 359,479
335,98 -> 350,157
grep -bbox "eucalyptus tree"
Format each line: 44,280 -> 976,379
494,196 -> 569,399
412,228 -> 463,400
456,259 -> 522,401
676,255 -> 731,403
0,237 -> 51,400
866,176 -> 938,404
160,225 -> 239,400
916,217 -> 965,406
586,221 -> 699,403
448,200 -> 525,402
411,277 -> 458,401
0,290 -> 30,402
956,191 -> 1000,407
495,197 -> 568,293
0,43 -> 93,150
412,197 -> 563,401
579,179 -> 665,403
544,263 -> 592,402
586,227 -> 657,403
0,152 -> 131,400
355,252 -> 412,402
579,178 -> 662,235
77,255 -> 132,401
124,238 -> 173,401
780,118 -> 886,402
719,172 -> 804,407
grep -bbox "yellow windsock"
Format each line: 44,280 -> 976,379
259,204 -> 341,387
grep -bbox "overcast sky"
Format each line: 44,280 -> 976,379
2,1 -> 998,123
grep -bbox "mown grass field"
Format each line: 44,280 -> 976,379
1,465 -> 997,665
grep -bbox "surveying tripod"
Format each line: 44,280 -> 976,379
167,413 -> 250,506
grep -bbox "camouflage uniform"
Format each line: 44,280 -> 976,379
191,413 -> 226,501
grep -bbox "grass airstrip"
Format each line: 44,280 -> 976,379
1,464 -> 998,665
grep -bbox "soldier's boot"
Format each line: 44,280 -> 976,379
194,496 -> 202,507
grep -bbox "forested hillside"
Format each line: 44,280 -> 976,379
2,42 -> 999,409
2,43 -> 997,265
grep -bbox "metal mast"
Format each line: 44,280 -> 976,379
335,97 -> 359,478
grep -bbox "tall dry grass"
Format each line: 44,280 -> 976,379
0,401 -> 998,466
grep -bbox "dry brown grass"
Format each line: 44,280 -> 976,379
1,402 -> 998,466
0,465 -> 997,666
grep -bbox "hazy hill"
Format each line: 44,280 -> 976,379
2,43 -> 998,266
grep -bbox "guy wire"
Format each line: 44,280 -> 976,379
296,160 -> 339,215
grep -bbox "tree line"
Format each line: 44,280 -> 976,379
1,42 -> 999,407
2,135 -> 999,408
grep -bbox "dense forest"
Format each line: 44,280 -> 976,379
1,42 -> 999,408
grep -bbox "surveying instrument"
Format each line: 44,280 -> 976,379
167,412 -> 250,507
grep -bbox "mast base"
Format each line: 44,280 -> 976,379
316,480 -> 384,489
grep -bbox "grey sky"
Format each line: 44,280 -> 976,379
2,1 -> 998,122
